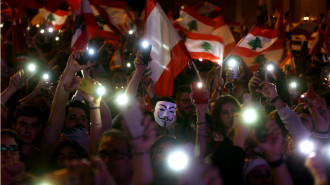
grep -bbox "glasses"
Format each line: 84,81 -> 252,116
1,145 -> 18,155
98,150 -> 130,160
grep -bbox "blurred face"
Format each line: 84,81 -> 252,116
298,113 -> 314,132
12,116 -> 41,144
246,165 -> 273,185
154,101 -> 177,128
98,136 -> 132,181
176,92 -> 195,117
1,135 -> 20,165
56,146 -> 80,169
64,107 -> 88,129
219,102 -> 238,129
111,72 -> 127,92
152,142 -> 173,163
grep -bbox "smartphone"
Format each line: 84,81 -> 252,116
117,95 -> 145,138
229,65 -> 239,79
75,51 -> 97,65
140,44 -> 152,65
190,82 -> 208,104
78,78 -> 99,96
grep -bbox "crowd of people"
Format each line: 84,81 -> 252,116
1,3 -> 330,185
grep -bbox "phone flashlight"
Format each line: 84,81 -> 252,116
42,73 -> 49,81
48,27 -> 54,33
141,40 -> 150,49
88,48 -> 95,55
55,37 -> 59,41
242,107 -> 258,125
40,29 -> 45,34
228,59 -> 238,79
128,30 -> 134,35
116,93 -> 129,106
167,150 -> 189,172
266,63 -> 274,71
290,82 -> 297,89
27,63 -> 37,72
199,58 -> 203,62
126,63 -> 131,68
197,82 -> 203,88
299,140 -> 315,154
96,86 -> 106,97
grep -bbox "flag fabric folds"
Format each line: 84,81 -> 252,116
39,8 -> 69,31
233,26 -> 279,57
145,0 -> 191,97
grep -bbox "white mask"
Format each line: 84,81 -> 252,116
154,101 -> 177,128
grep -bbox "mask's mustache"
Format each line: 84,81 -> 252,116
158,115 -> 174,121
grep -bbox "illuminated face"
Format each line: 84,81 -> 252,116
154,101 -> 177,128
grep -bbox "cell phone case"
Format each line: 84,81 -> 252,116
78,78 -> 97,96
190,82 -> 208,104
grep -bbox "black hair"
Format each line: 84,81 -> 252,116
150,135 -> 178,160
1,129 -> 22,161
13,104 -> 43,126
65,100 -> 90,123
175,85 -> 191,100
156,96 -> 175,104
50,140 -> 88,170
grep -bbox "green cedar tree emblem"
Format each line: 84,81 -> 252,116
95,15 -> 106,29
253,54 -> 266,64
48,13 -> 55,22
248,36 -> 263,51
187,20 -> 198,32
201,41 -> 213,52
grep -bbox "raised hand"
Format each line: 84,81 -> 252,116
8,70 -> 26,92
248,72 -> 262,95
307,97 -> 330,132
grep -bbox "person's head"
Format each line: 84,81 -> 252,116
175,85 -> 195,117
109,67 -> 127,93
1,129 -> 22,165
150,135 -> 178,164
51,140 -> 87,170
244,157 -> 273,185
233,81 -> 250,103
154,96 -> 177,128
11,104 -> 43,145
211,95 -> 241,135
64,100 -> 90,129
97,130 -> 133,183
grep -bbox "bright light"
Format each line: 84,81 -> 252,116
116,93 -> 128,106
27,26 -> 30,31
40,29 -> 45,34
27,63 -> 36,72
242,108 -> 258,124
290,82 -> 297,89
96,86 -> 106,96
88,48 -> 95,55
303,16 -> 310,21
141,40 -> 149,48
199,58 -> 203,62
167,151 -> 189,171
228,59 -> 237,68
128,30 -> 134,35
299,140 -> 315,154
126,63 -> 131,68
55,36 -> 59,41
197,82 -> 203,88
39,182 -> 52,185
36,24 -> 40,28
48,27 -> 54,33
326,145 -> 330,159
301,94 -> 305,98
266,64 -> 274,71
0,23 -> 3,28
42,73 -> 49,80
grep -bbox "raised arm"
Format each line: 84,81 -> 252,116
1,70 -> 26,104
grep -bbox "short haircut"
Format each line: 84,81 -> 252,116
156,96 -> 175,104
175,85 -> 191,100
97,129 -> 132,158
150,135 -> 178,159
1,129 -> 22,160
65,100 -> 90,123
13,104 -> 43,125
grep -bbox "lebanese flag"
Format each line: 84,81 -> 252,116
241,39 -> 284,72
183,30 -> 224,64
145,0 -> 191,97
177,4 -> 215,34
280,51 -> 296,74
233,26 -> 278,57
39,8 -> 69,31
211,16 -> 236,57
192,1 -> 221,19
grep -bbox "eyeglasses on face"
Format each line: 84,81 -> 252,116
1,145 -> 18,155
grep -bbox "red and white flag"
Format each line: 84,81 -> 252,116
145,0 -> 191,97
280,51 -> 296,74
233,26 -> 278,57
39,8 -> 69,31
212,16 -> 236,57
183,30 -> 224,64
192,1 -> 221,19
